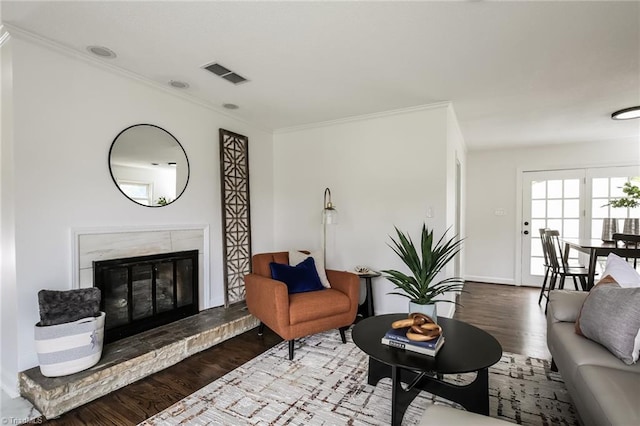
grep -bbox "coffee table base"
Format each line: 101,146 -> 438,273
367,357 -> 490,426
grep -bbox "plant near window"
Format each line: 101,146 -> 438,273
381,224 -> 464,309
605,181 -> 640,208
157,196 -> 171,206
601,181 -> 640,239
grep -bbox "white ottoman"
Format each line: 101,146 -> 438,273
419,404 -> 513,425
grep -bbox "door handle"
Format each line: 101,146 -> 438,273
523,230 -> 529,235
524,221 -> 529,226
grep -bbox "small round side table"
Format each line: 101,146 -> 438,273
356,271 -> 381,318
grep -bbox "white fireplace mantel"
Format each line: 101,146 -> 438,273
71,224 -> 211,310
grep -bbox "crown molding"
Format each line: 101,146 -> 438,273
1,23 -> 272,133
274,101 -> 451,134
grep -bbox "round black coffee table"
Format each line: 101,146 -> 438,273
352,314 -> 502,426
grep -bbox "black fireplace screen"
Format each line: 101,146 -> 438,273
93,250 -> 198,343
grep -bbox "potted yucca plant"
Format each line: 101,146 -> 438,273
381,224 -> 464,320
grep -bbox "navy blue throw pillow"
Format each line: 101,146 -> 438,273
270,257 -> 325,294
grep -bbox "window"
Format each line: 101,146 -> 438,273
118,181 -> 153,206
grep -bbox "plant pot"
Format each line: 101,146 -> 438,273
408,301 -> 437,322
601,218 -> 618,242
35,312 -> 105,377
623,218 -> 640,235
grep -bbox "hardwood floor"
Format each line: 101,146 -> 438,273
37,281 -> 549,425
453,281 -> 551,360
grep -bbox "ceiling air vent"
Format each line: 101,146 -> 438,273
203,62 -> 248,85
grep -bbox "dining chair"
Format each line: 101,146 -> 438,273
537,228 -> 551,305
541,230 -> 589,309
612,233 -> 640,268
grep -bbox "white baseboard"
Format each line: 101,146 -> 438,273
464,275 -> 516,286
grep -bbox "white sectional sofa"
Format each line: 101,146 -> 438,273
546,290 -> 640,426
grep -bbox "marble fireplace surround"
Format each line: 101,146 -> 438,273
73,225 -> 211,310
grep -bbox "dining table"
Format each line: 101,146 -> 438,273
561,238 -> 640,290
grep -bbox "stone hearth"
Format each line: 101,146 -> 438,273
19,303 -> 258,419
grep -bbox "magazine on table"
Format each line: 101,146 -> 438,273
381,327 -> 444,356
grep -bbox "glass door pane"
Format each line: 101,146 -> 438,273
156,262 -> 175,313
102,267 -> 129,328
588,171 -> 640,239
132,264 -> 153,320
176,258 -> 194,307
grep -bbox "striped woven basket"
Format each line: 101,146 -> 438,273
35,312 -> 105,377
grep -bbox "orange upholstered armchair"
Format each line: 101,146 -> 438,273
244,251 -> 359,360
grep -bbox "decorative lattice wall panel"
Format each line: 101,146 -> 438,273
219,129 -> 252,306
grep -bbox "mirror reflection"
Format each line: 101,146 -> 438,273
109,124 -> 189,207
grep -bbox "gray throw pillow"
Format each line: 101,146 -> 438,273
576,283 -> 640,364
38,288 -> 102,326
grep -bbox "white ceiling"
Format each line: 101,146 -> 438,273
2,1 -> 639,150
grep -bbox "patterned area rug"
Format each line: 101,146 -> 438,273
140,330 -> 578,425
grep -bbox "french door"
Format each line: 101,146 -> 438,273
521,170 -> 585,287
521,166 -> 640,287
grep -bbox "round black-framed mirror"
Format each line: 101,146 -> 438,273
108,124 -> 190,207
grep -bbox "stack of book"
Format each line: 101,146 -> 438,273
381,327 -> 445,356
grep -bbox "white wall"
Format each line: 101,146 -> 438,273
0,35 -> 274,395
466,139 -> 640,285
0,36 -> 19,397
273,105 -> 462,317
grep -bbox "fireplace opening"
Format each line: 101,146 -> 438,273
93,250 -> 199,343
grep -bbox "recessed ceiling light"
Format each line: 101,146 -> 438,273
169,80 -> 189,89
87,45 -> 116,59
223,103 -> 239,110
168,162 -> 177,166
151,162 -> 159,166
612,106 -> 640,120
